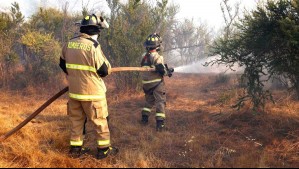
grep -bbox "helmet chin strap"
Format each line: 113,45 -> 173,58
91,34 -> 99,41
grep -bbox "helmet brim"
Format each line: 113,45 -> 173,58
143,42 -> 160,48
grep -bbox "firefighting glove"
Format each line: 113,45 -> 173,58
97,63 -> 109,77
168,68 -> 174,77
155,63 -> 167,76
165,64 -> 174,77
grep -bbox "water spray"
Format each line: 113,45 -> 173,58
173,56 -> 244,74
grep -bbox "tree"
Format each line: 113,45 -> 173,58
14,6 -> 83,88
26,7 -> 81,43
166,19 -> 212,66
102,0 -> 178,90
19,30 -> 61,86
210,0 -> 299,111
0,2 -> 24,87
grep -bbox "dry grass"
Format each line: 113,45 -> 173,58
0,73 -> 298,168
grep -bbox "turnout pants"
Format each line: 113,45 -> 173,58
68,98 -> 111,149
142,81 -> 167,120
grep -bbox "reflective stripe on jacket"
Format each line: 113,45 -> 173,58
141,51 -> 164,84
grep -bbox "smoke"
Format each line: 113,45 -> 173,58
1,0 -> 40,20
174,56 -> 244,74
173,56 -> 290,90
0,8 -> 9,13
1,0 -> 111,19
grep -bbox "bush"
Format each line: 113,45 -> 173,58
214,73 -> 231,85
20,30 -> 61,85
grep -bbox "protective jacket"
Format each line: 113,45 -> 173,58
61,33 -> 111,101
141,51 -> 165,85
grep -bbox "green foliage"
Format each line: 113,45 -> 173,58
0,2 -> 80,88
210,0 -> 299,111
21,31 -> 54,52
26,7 -> 81,43
28,8 -> 64,36
0,2 -> 24,87
0,13 -> 11,31
0,2 -> 24,31
9,2 -> 24,26
101,0 -> 178,90
20,30 -> 61,85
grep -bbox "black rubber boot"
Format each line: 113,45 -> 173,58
96,147 -> 119,159
156,120 -> 165,132
69,146 -> 90,158
141,115 -> 149,125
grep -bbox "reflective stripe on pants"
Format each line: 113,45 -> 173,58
70,140 -> 83,146
142,82 -> 166,120
97,140 -> 110,147
142,107 -> 151,116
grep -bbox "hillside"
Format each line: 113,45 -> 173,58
0,73 -> 298,168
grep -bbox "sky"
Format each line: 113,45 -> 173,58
171,0 -> 257,29
0,0 -> 258,30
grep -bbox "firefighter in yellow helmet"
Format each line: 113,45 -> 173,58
140,33 -> 174,131
59,14 -> 118,159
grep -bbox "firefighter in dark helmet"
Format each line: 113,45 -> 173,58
59,14 -> 118,159
140,33 -> 173,131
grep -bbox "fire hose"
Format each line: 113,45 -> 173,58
0,66 -> 173,142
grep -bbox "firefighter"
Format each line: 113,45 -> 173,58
140,33 -> 171,132
59,14 -> 118,159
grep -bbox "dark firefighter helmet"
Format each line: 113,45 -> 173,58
143,33 -> 162,50
79,14 -> 109,35
80,14 -> 109,29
